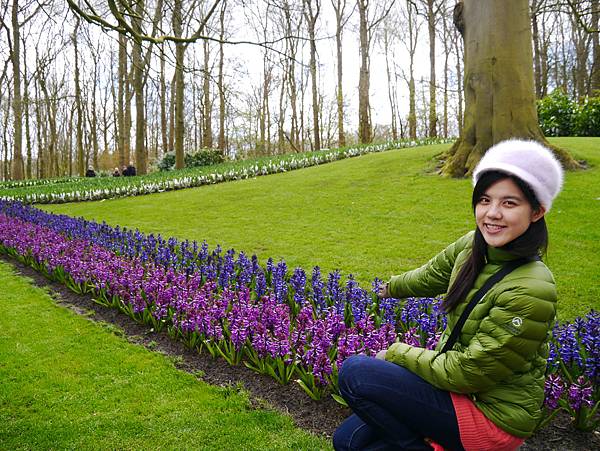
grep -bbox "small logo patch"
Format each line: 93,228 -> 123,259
512,317 -> 523,328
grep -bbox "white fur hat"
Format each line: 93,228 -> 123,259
472,139 -> 564,211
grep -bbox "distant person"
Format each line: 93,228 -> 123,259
122,165 -> 129,176
126,162 -> 137,176
85,166 -> 96,177
112,167 -> 121,177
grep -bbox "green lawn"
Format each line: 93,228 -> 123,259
44,137 -> 600,320
0,260 -> 330,450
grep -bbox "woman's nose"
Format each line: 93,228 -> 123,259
486,203 -> 502,218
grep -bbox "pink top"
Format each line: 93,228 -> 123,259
449,392 -> 525,451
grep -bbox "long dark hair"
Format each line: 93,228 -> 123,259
442,170 -> 548,312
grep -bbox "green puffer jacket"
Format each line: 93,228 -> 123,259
385,231 -> 557,438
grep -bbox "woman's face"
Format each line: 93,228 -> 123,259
475,178 -> 546,248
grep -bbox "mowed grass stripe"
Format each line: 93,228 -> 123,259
43,138 -> 600,320
0,261 -> 330,450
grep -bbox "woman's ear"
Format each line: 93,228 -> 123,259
531,206 -> 547,223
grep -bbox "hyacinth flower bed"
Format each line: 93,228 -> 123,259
0,138 -> 452,204
0,200 -> 598,432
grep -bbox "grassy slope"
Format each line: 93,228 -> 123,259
44,138 -> 600,320
0,261 -> 330,450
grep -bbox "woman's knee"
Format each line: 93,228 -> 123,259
338,354 -> 376,395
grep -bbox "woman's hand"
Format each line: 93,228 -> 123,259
378,282 -> 390,299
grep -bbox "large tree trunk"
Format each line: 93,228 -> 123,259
442,0 -> 580,177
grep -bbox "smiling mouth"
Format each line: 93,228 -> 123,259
484,223 -> 506,232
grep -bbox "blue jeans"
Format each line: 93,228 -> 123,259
333,355 -> 465,451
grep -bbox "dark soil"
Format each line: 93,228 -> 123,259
3,255 -> 599,450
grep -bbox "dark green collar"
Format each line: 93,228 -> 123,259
486,246 -> 521,264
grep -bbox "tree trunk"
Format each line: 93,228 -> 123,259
427,0 -> 437,138
383,26 -> 398,141
592,0 -> 600,94
169,77 -> 175,154
332,0 -> 346,147
22,40 -> 32,179
73,18 -> 85,176
173,0 -> 185,169
442,0 -> 580,177
1,87 -> 10,180
278,61 -> 287,153
357,0 -> 371,144
33,80 -> 44,178
117,34 -> 128,168
203,39 -> 213,149
218,1 -> 227,154
11,0 -> 24,180
571,16 -> 590,102
531,0 -> 543,99
91,63 -> 99,170
283,2 -> 300,150
160,51 -> 169,158
304,0 -> 321,151
132,4 -> 147,174
406,1 -> 418,139
454,32 -> 464,135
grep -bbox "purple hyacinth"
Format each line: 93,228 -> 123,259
567,376 -> 594,411
544,373 -> 565,410
271,261 -> 288,303
311,266 -> 326,313
254,268 -> 267,300
326,270 -> 343,314
290,267 -> 307,306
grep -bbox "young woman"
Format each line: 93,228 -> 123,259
333,139 -> 563,451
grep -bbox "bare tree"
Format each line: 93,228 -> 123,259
72,16 -> 85,176
398,0 -> 420,139
9,0 -> 23,179
331,0 -> 349,147
592,0 -> 600,93
173,0 -> 185,168
303,0 -> 321,151
357,0 -> 396,144
217,0 -> 227,153
378,13 -> 400,141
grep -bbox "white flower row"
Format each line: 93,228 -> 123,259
1,138 -> 453,204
